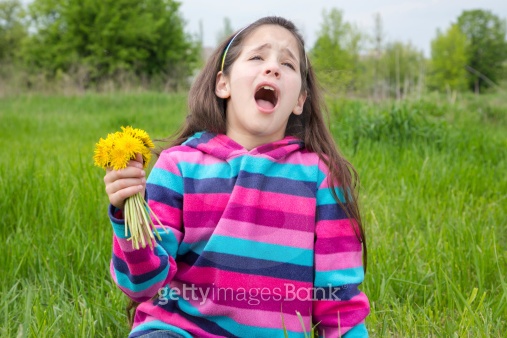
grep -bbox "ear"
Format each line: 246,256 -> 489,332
215,71 -> 231,99
292,91 -> 307,115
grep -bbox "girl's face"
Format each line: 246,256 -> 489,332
215,24 -> 307,150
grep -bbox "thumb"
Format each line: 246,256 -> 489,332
135,152 -> 144,166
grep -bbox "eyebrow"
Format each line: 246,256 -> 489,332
248,43 -> 299,63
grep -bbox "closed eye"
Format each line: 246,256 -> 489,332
282,62 -> 296,70
249,55 -> 263,61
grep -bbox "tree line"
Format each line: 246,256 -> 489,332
1,1 -> 506,96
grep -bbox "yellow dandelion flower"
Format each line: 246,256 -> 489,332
121,126 -> 135,137
93,137 -> 111,168
142,152 -> 152,168
109,145 -> 130,170
133,127 -> 155,149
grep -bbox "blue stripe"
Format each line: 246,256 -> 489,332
113,263 -> 169,293
237,172 -> 315,197
180,251 -> 313,283
183,173 -> 315,197
184,177 -> 236,194
148,167 -> 183,195
182,131 -> 212,148
155,300 -> 238,337
147,183 -> 183,209
316,204 -> 348,221
130,320 -> 193,338
314,267 -> 364,287
206,235 -> 313,267
312,283 -> 361,301
112,251 -> 168,286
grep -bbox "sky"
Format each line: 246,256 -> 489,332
178,0 -> 507,57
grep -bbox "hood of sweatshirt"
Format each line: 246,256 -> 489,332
182,131 -> 305,161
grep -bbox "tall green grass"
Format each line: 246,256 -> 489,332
0,92 -> 505,337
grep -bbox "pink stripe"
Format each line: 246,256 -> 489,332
113,235 -> 154,254
154,159 -> 180,175
320,326 -> 353,337
314,293 -> 369,314
176,265 -> 310,290
170,277 -> 313,314
179,226 -> 215,243
316,219 -> 357,238
171,148 -> 225,165
184,193 -> 229,211
149,201 -> 183,232
214,219 -> 314,250
315,251 -> 363,270
269,150 -> 318,166
183,296 -> 309,332
230,186 -> 315,215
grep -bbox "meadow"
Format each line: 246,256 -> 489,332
0,92 -> 505,337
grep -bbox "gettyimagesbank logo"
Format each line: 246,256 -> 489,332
157,283 -> 345,306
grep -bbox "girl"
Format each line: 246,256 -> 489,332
104,16 -> 369,338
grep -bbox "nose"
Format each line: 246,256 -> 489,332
263,62 -> 280,78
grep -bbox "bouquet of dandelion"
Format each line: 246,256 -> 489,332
94,126 -> 166,250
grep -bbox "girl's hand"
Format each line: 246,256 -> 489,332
104,153 -> 146,210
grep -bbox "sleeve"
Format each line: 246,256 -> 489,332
109,151 -> 184,302
313,159 -> 370,337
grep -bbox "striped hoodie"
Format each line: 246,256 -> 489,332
109,131 -> 370,337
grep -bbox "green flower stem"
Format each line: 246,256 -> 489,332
123,192 -> 167,250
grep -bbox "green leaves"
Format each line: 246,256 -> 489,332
457,10 -> 507,92
429,24 -> 468,93
21,0 -> 200,87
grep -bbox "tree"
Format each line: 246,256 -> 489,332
457,9 -> 507,92
428,24 -> 468,93
0,0 -> 27,62
22,0 -> 200,88
216,17 -> 234,45
382,41 -> 425,99
311,8 -> 364,95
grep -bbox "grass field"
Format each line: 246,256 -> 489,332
0,92 -> 506,337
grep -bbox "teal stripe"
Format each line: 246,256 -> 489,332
148,167 -> 183,194
316,187 -> 346,205
114,264 -> 168,293
314,267 -> 364,287
343,323 -> 368,337
178,157 -> 317,182
131,320 -> 192,338
178,161 -> 237,179
178,240 -> 208,256
244,157 -> 316,180
111,221 -> 128,239
207,235 -> 313,267
176,298 -> 305,337
156,229 -> 180,258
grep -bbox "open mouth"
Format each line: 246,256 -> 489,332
254,85 -> 278,111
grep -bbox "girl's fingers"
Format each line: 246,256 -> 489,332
128,154 -> 144,169
104,166 -> 145,185
105,177 -> 146,196
109,185 -> 145,210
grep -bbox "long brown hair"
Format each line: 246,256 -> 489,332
128,15 -> 366,326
